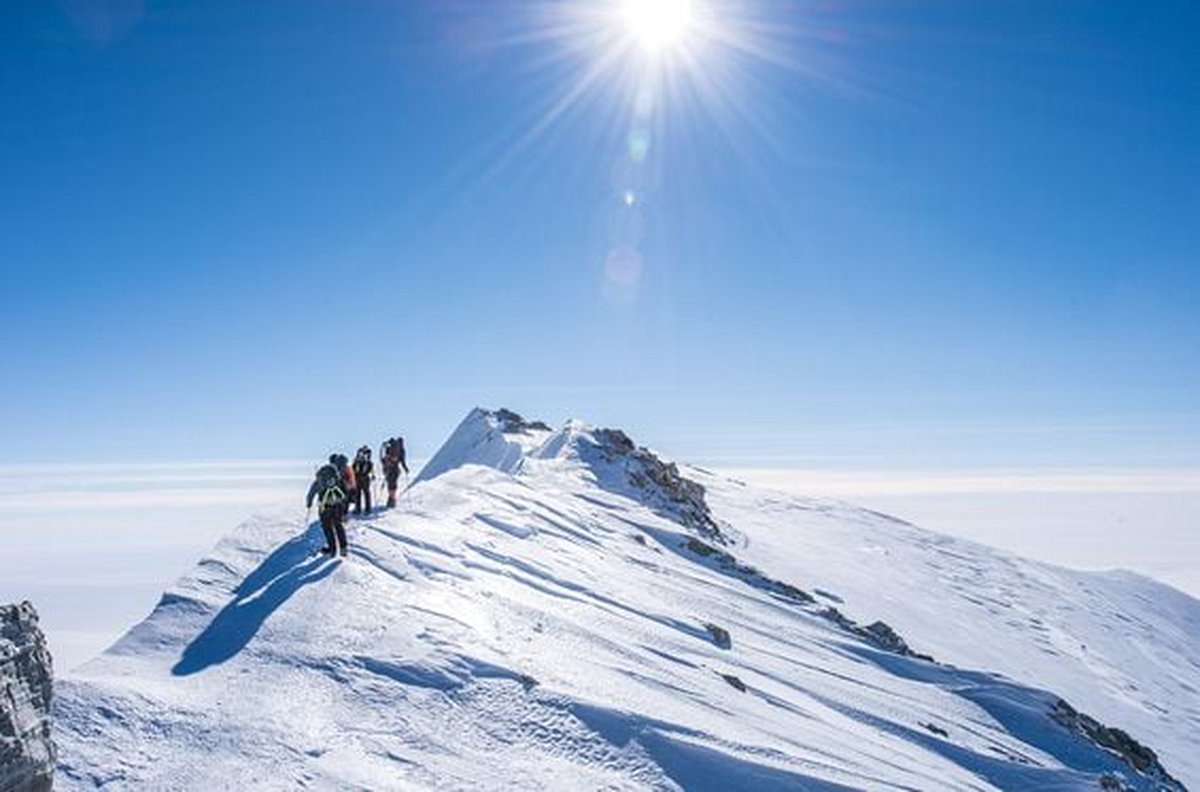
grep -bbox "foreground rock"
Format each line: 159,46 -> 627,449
1,602 -> 54,792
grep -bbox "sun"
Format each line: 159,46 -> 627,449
621,0 -> 695,55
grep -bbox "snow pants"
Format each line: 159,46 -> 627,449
319,505 -> 347,554
383,465 -> 400,508
354,480 -> 372,514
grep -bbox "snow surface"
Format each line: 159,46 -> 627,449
55,410 -> 1200,790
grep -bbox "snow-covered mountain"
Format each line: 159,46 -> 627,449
55,408 -> 1199,790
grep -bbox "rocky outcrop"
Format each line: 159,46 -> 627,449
493,408 -> 551,434
1,602 -> 54,792
1050,699 -> 1184,791
684,536 -> 816,606
585,428 -> 726,542
817,607 -> 934,662
683,536 -> 934,662
704,623 -> 732,650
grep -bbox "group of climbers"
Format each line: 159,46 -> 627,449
305,436 -> 409,557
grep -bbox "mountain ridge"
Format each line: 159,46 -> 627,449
54,408 -> 1199,789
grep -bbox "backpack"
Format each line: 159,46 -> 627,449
353,451 -> 371,478
316,464 -> 346,508
382,438 -> 398,463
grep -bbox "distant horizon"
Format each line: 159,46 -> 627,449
6,402 -> 1200,471
4,452 -> 1198,672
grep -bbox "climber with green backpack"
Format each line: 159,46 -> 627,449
306,457 -> 349,556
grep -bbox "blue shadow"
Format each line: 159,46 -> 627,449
838,643 -> 1155,788
172,524 -> 337,676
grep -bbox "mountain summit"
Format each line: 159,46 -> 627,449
56,409 -> 1198,789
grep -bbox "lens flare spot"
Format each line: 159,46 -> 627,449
627,129 -> 651,163
605,247 -> 643,287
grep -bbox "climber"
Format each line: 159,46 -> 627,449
351,445 -> 374,515
306,460 -> 349,556
380,436 -> 409,509
330,452 -> 356,509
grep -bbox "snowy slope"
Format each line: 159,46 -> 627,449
55,409 -> 1198,790
699,472 -> 1200,787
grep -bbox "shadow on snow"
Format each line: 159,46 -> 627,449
569,702 -> 859,791
838,643 -> 1160,790
172,525 -> 337,676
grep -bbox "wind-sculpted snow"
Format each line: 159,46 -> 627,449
54,410 -> 1198,789
414,407 -> 553,484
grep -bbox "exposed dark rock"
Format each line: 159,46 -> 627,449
772,581 -> 816,605
816,608 -> 934,662
685,538 -> 724,559
680,538 -> 936,664
705,623 -> 732,650
1050,699 -> 1184,791
588,429 -> 726,543
820,607 -> 859,628
1099,773 -> 1134,791
1,602 -> 54,792
682,538 -> 815,606
861,621 -> 911,656
818,606 -> 856,631
921,722 -> 949,738
720,674 -> 746,693
494,408 -> 552,434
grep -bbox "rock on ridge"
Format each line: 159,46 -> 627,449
1,602 -> 54,792
570,427 -> 726,543
492,408 -> 551,434
1051,699 -> 1185,791
418,409 -> 726,542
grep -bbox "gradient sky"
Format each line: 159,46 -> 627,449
2,0 -> 1196,468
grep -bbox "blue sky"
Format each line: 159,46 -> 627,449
2,0 -> 1196,468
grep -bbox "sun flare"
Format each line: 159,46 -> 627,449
621,0 -> 695,55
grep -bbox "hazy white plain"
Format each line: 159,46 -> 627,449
0,462 -> 311,670
1,461 -> 1195,671
731,468 -> 1200,598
